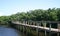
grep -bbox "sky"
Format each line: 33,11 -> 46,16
0,0 -> 60,16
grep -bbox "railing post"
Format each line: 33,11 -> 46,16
33,21 -> 36,25
28,21 -> 29,25
42,21 -> 47,36
38,21 -> 41,36
57,32 -> 59,36
23,21 -> 26,33
39,21 -> 41,26
24,21 -> 27,36
27,21 -> 31,36
25,21 -> 27,24
36,21 -> 39,36
23,20 -> 25,24
44,22 -> 47,36
28,21 -> 32,36
57,23 -> 60,36
19,21 -> 21,23
49,23 -> 51,36
30,21 -> 32,25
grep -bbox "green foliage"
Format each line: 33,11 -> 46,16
0,8 -> 60,25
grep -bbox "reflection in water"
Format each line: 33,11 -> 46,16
0,26 -> 21,36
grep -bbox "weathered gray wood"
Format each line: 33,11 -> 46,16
58,23 -> 60,30
57,32 -> 59,36
23,26 -> 24,33
36,22 -> 39,36
42,22 -> 47,36
45,30 -> 46,36
12,21 -> 59,32
57,23 -> 60,36
25,26 -> 27,36
49,23 -> 51,36
28,21 -> 29,24
44,22 -> 46,36
12,21 -> 60,36
33,22 -> 35,25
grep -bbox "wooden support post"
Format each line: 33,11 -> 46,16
36,28 -> 39,36
45,30 -> 46,36
30,21 -> 32,25
49,23 -> 51,36
36,22 -> 39,36
17,25 -> 19,29
23,26 -> 24,33
19,21 -> 21,23
23,21 -> 25,24
18,25 -> 20,31
28,21 -> 29,25
20,25 -> 21,31
43,22 -> 47,36
29,21 -> 31,36
39,22 -> 41,26
57,32 -> 59,36
22,21 -> 25,33
34,21 -> 36,25
29,21 -> 30,25
32,21 -> 34,25
25,21 -> 27,24
25,21 -> 27,36
27,21 -> 28,24
28,21 -> 30,32
57,23 -> 60,36
25,26 -> 27,36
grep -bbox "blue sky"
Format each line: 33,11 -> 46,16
0,0 -> 60,16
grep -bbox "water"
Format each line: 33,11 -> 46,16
0,26 -> 22,36
0,26 -> 58,36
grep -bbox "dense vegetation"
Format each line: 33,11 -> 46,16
0,8 -> 60,25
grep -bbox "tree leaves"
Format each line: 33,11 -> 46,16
0,8 -> 60,25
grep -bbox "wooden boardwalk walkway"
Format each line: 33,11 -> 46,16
12,21 -> 60,32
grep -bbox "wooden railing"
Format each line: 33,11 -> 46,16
12,21 -> 60,32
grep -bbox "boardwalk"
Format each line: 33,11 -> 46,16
11,21 -> 60,36
12,21 -> 60,32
